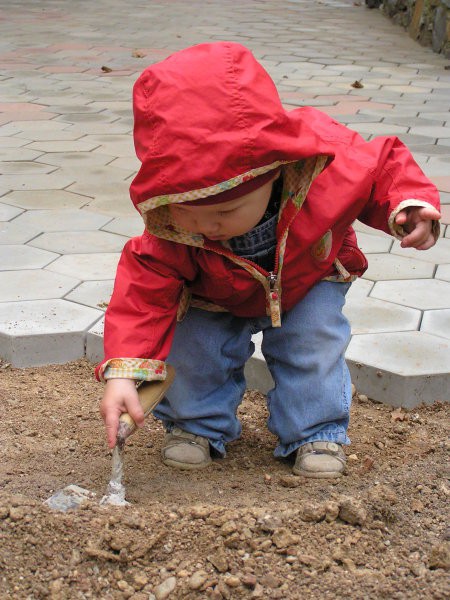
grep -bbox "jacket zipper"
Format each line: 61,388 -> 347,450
205,224 -> 286,327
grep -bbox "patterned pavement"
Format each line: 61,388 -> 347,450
0,0 -> 449,406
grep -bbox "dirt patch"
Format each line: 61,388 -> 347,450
0,359 -> 449,599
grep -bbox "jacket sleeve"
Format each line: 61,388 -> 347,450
353,135 -> 440,239
95,235 -> 193,382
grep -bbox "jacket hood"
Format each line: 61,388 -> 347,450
130,42 -> 333,244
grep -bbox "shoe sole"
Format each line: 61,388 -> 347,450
292,468 -> 344,478
163,456 -> 212,470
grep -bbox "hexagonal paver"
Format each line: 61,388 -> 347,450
12,209 -> 112,232
390,238 -> 450,264
46,253 -> 120,280
0,221 -> 41,244
29,231 -> 128,254
0,269 -> 80,302
363,253 -> 435,281
0,245 -> 59,269
101,216 -> 144,237
346,278 -> 374,300
371,279 -> 450,310
0,202 -> 23,220
65,280 -> 114,309
0,190 -> 90,210
343,297 -> 420,334
0,299 -> 103,367
86,316 -> 105,364
346,332 -> 450,406
355,232 -> 392,254
435,264 -> 450,282
421,309 -> 450,341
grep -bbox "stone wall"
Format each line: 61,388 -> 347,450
377,0 -> 450,57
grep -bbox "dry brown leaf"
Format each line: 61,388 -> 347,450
351,79 -> 364,89
101,65 -> 113,73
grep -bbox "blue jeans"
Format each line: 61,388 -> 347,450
154,281 -> 352,457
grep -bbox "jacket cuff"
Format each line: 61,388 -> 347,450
96,358 -> 167,383
388,199 -> 441,241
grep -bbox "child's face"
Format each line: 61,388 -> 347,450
168,174 -> 277,241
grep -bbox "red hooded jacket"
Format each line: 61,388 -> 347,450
96,42 -> 440,382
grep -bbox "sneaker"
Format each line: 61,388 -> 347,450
162,427 -> 212,470
293,441 -> 346,478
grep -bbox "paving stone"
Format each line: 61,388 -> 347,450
12,209 -> 112,232
0,202 -> 23,220
390,238 -> 450,264
363,253 -> 435,281
0,161 -> 56,175
0,244 -> 58,269
46,253 -> 120,280
85,315 -> 105,363
421,309 -> 450,341
346,332 -> 450,406
435,264 -> 450,282
0,299 -> 102,367
101,216 -> 143,237
34,151 -> 113,168
0,269 -> 79,302
0,190 -> 90,210
0,221 -> 41,244
29,230 -> 128,254
355,232 -> 392,254
371,279 -> 450,310
65,280 -> 114,310
343,297 -> 420,334
346,278 -> 374,300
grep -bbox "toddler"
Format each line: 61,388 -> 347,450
98,42 -> 440,478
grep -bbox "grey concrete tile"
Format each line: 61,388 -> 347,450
421,309 -> 450,341
363,253 -> 435,281
346,278 -> 374,300
0,244 -> 58,269
355,232 -> 393,254
13,209 -> 112,233
0,190 -> 90,210
390,238 -> 450,265
66,280 -> 114,310
0,269 -> 79,302
0,161 -> 57,175
0,299 -> 102,367
46,253 -> 120,280
435,264 -> 450,281
85,316 -> 105,364
0,148 -> 44,161
371,279 -> 450,310
101,216 -> 143,237
344,296 -> 420,334
0,203 -> 23,221
0,172 -> 76,192
346,332 -> 450,406
408,125 -> 450,138
34,151 -> 113,168
29,231 -> 128,254
0,221 -> 41,245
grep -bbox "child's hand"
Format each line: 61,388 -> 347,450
100,379 -> 145,448
395,206 -> 441,250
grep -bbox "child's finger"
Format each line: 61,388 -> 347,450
125,396 -> 145,428
104,414 -> 119,448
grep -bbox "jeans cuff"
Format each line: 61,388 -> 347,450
274,431 -> 351,458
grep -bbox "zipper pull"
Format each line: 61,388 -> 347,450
267,272 -> 282,327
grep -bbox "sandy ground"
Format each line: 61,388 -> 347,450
0,358 -> 449,599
